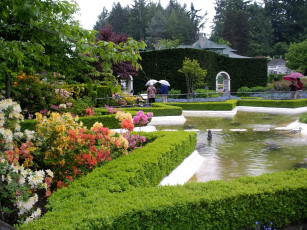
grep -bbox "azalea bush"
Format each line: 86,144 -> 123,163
1,99 -> 151,225
133,111 -> 153,127
0,99 -> 54,225
33,112 -> 129,188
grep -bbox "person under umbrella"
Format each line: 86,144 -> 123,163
158,80 -> 170,103
289,78 -> 297,99
295,78 -> 303,99
147,83 -> 156,104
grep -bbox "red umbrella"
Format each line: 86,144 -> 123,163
282,72 -> 305,81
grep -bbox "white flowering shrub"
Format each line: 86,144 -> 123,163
0,99 -> 54,225
0,99 -> 24,150
0,158 -> 53,225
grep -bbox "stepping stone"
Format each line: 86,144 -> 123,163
206,129 -> 223,132
184,129 -> 200,132
229,129 -> 247,132
253,128 -> 270,132
274,127 -> 292,131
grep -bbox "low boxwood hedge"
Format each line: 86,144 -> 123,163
237,99 -> 307,108
166,100 -> 238,111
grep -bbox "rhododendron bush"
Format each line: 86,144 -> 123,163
1,99 -> 150,225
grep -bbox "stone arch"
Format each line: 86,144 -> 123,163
216,71 -> 231,92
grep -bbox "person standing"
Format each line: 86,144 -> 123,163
160,84 -> 169,103
289,78 -> 296,99
147,84 -> 156,104
295,78 -> 303,99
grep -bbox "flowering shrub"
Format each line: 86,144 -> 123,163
34,113 -> 129,187
124,132 -> 146,151
0,158 -> 53,225
0,99 -> 24,150
83,107 -> 95,116
0,99 -> 54,225
133,111 -> 153,127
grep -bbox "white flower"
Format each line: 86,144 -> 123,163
14,131 -> 23,139
6,174 -> 12,184
24,129 -> 35,141
18,175 -> 26,185
46,169 -> 54,178
59,104 -> 67,109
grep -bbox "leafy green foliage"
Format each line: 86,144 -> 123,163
285,40 -> 307,74
178,57 -> 207,93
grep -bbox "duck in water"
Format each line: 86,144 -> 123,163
207,130 -> 212,141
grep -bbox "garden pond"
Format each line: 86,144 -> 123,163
155,111 -> 307,182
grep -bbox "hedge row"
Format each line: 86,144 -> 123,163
135,48 -> 267,94
166,100 -> 238,111
20,103 -> 183,131
237,99 -> 307,108
20,131 -> 198,229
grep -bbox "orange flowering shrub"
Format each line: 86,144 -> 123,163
34,113 -> 129,188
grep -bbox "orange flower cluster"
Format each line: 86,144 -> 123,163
16,71 -> 39,82
121,118 -> 134,131
4,141 -> 35,167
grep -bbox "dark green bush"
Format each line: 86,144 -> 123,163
168,89 -> 182,99
194,89 -> 222,98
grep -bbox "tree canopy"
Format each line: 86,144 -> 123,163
0,0 -> 145,96
285,40 -> 307,75
94,0 -> 206,48
210,0 -> 307,57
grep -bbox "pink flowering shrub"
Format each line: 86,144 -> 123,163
133,111 -> 153,127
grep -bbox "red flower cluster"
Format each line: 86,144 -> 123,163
84,107 -> 95,116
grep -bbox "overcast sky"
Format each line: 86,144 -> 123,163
73,0 -> 216,36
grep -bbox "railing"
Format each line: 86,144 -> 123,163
97,90 -> 306,108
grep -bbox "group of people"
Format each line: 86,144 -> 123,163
146,83 -> 169,103
289,78 -> 303,99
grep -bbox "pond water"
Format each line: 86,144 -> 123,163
155,111 -> 307,182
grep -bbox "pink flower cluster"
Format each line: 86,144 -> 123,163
105,105 -> 117,114
124,132 -> 146,151
55,88 -> 70,99
133,111 -> 153,127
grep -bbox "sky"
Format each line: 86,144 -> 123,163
73,0 -> 216,36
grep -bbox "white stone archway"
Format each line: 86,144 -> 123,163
216,71 -> 231,93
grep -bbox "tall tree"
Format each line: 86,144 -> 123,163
145,10 -> 167,49
264,0 -> 307,44
129,0 -> 149,40
247,2 -> 273,56
222,10 -> 250,55
107,3 -> 130,35
93,7 -> 109,32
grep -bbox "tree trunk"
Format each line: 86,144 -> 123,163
5,73 -> 11,98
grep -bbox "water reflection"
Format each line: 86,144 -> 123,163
156,112 -> 307,182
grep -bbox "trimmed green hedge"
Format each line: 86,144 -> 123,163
166,100 -> 238,111
20,131 -> 198,229
95,103 -> 183,117
135,48 -> 267,94
237,99 -> 307,108
20,103 -> 182,131
20,133 -> 307,229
